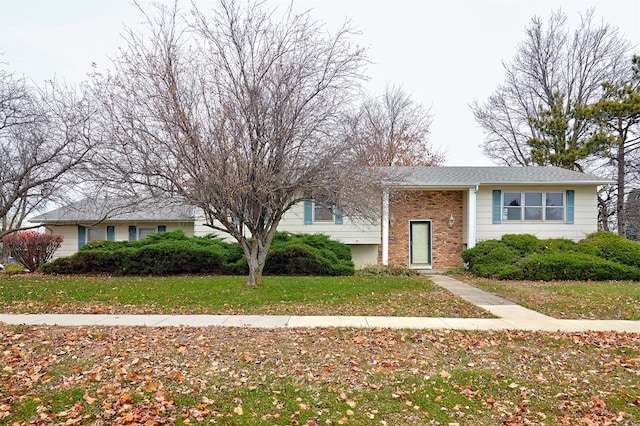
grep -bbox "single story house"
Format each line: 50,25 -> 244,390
30,166 -> 612,269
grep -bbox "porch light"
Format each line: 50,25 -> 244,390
448,214 -> 455,227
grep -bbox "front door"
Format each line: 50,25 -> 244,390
410,221 -> 431,266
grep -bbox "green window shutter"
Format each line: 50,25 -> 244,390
566,190 -> 574,224
128,226 -> 137,241
107,226 -> 115,241
492,190 -> 502,224
158,225 -> 167,233
304,200 -> 313,224
78,226 -> 86,250
334,207 -> 343,224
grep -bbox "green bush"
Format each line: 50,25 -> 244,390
356,264 -> 422,277
263,232 -> 354,276
1,263 -> 28,274
264,233 -> 354,276
499,234 -> 541,256
41,249 -> 130,275
473,263 -> 525,280
461,240 -> 519,272
80,239 -> 129,252
40,230 -> 354,276
463,233 -> 640,281
518,252 -> 640,281
581,231 -> 640,268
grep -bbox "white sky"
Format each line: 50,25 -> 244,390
1,0 -> 639,166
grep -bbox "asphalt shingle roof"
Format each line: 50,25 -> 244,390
392,166 -> 612,187
30,198 -> 195,224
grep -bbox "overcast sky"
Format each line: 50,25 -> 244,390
1,0 -> 639,166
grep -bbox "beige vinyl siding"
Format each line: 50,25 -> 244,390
43,222 -> 194,260
46,225 -> 79,259
279,202 -> 381,245
475,185 -> 599,242
350,245 -> 379,269
193,204 -> 380,245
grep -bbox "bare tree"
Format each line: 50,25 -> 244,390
0,70 -> 98,259
347,85 -> 442,166
91,0 -> 381,286
471,9 -> 631,167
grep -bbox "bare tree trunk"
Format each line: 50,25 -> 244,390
242,238 -> 268,287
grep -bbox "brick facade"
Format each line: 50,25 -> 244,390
386,190 -> 464,269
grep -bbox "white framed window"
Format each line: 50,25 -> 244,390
138,227 -> 157,239
503,191 -> 564,222
303,191 -> 343,225
128,225 -> 167,241
313,202 -> 334,222
87,227 -> 106,242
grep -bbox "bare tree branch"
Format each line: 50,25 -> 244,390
0,70 -> 100,254
346,85 -> 443,166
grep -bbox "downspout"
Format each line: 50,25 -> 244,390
382,189 -> 389,265
467,186 -> 478,249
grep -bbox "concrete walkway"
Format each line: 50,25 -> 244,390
0,275 -> 638,333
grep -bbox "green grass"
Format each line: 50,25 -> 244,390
0,274 -> 491,318
454,274 -> 640,320
2,326 -> 638,425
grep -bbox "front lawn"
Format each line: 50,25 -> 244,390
1,325 -> 638,425
0,275 -> 491,318
455,275 -> 640,320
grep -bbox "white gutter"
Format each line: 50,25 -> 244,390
467,186 -> 478,249
381,189 -> 389,265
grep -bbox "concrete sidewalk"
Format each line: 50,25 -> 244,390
1,275 -> 638,333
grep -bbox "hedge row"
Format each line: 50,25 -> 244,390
461,232 -> 640,281
41,230 -> 354,276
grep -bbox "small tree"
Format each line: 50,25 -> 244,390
3,231 -> 63,272
91,0 -> 382,286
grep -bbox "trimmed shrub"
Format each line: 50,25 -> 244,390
518,252 -> 640,281
130,240 -> 226,275
499,234 -> 541,256
462,241 -> 521,279
462,240 -> 519,269
356,264 -> 422,277
41,249 -> 129,275
41,229 -> 354,276
264,232 -> 354,276
264,244 -> 331,275
42,230 -> 231,275
462,233 -> 640,281
1,263 -> 28,274
474,263 -> 524,280
80,239 -> 129,252
581,231 -> 640,268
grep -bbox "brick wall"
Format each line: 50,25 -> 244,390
386,190 -> 464,269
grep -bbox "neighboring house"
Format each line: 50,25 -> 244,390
30,199 -> 200,259
30,166 -> 611,269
